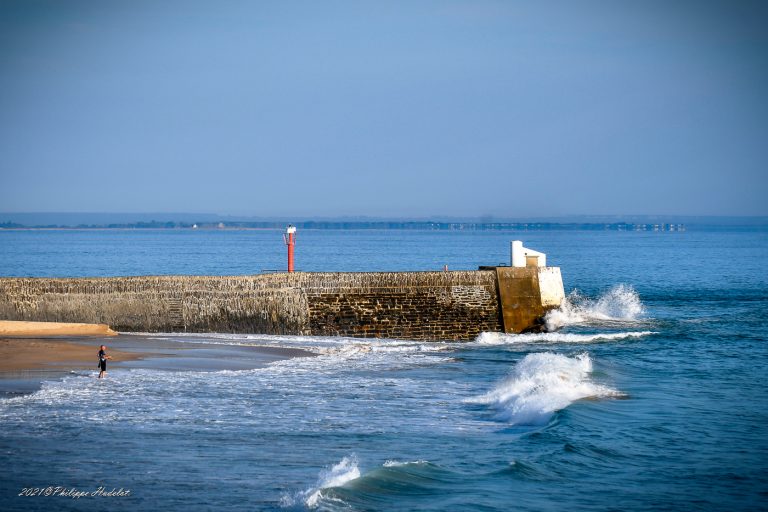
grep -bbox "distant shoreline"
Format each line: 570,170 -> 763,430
0,221 -> 689,231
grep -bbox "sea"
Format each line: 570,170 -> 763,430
0,228 -> 766,511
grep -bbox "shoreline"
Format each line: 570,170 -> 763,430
0,334 -> 317,397
0,335 -> 145,397
0,338 -> 140,372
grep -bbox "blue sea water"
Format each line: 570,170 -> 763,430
0,228 -> 767,511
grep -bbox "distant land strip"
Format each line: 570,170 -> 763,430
0,221 -> 688,231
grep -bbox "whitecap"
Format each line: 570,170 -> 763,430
466,352 -> 622,426
383,459 -> 429,467
281,455 -> 361,508
475,330 -> 655,345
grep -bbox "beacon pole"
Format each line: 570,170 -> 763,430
283,225 -> 296,273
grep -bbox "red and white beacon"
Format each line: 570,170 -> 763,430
283,224 -> 297,273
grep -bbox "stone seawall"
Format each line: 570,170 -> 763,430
305,272 -> 501,340
0,269 -> 560,341
0,271 -> 499,340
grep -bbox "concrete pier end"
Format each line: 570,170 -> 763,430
494,266 -> 565,334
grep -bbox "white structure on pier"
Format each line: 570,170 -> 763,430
511,240 -> 547,267
510,240 -> 564,308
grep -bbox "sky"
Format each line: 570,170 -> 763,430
0,0 -> 766,218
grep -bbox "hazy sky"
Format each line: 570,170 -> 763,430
1,0 -> 766,217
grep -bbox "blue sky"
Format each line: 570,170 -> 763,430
1,0 -> 766,217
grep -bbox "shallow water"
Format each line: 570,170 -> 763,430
0,229 -> 767,511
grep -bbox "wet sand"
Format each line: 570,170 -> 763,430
0,334 -> 316,397
0,338 -> 139,371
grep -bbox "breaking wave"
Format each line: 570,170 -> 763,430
282,458 -> 459,509
475,330 -> 655,345
281,455 -> 361,508
545,284 -> 646,331
467,353 -> 622,426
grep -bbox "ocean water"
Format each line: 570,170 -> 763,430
1,228 -> 767,511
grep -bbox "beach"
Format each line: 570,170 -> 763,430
0,338 -> 138,372
0,329 -> 316,397
0,320 -> 117,337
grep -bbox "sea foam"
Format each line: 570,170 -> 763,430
475,330 -> 655,345
467,352 -> 622,426
383,459 -> 430,467
545,284 -> 646,331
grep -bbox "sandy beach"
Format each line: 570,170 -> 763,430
0,320 -> 117,337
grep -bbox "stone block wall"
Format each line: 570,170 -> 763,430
305,271 -> 501,340
0,271 -> 505,341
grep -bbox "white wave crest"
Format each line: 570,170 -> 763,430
383,459 -> 429,467
467,352 -> 622,426
545,284 -> 645,331
281,455 -> 361,508
475,330 -> 655,345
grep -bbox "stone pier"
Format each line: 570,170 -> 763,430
0,268 -> 564,341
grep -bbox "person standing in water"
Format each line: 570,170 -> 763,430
98,345 -> 112,379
